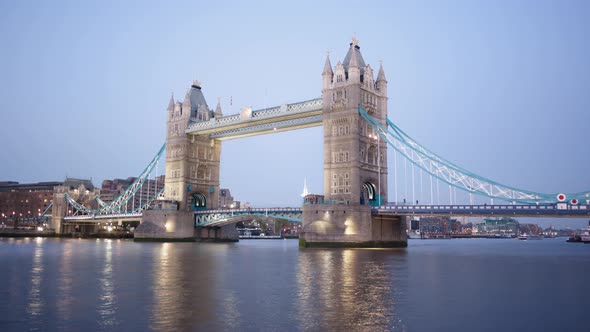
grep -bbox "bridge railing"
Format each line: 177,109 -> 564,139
194,207 -> 302,215
64,212 -> 143,221
374,204 -> 590,216
186,98 -> 322,133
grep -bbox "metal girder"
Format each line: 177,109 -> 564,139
64,194 -> 94,215
132,188 -> 165,213
98,143 -> 165,214
195,208 -> 302,227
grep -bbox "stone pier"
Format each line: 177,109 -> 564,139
300,203 -> 407,248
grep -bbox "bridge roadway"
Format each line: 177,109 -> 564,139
195,203 -> 590,227
63,204 -> 590,227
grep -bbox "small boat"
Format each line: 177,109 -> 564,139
518,233 -> 528,240
567,234 -> 582,243
567,221 -> 590,243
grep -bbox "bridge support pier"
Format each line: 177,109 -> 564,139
135,210 -> 196,242
300,204 -> 407,248
195,224 -> 239,242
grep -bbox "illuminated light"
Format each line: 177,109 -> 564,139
107,226 -> 113,232
37,226 -> 43,231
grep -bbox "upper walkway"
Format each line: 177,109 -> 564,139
186,98 -> 323,140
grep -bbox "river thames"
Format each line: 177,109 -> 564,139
0,237 -> 588,331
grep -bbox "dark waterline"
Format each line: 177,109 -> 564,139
0,237 -> 588,331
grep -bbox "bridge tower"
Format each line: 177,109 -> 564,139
301,37 -> 406,248
137,81 -> 232,241
322,36 -> 388,205
163,81 -> 221,212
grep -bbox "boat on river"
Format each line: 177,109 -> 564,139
567,221 -> 590,243
518,233 -> 542,240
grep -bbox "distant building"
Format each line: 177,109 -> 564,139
473,218 -> 519,236
100,175 -> 165,211
419,216 -> 452,234
519,223 -> 541,235
0,178 -> 92,223
219,188 -> 235,208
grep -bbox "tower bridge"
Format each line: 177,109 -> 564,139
53,37 -> 590,246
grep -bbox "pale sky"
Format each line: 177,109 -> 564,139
1,0 -> 589,227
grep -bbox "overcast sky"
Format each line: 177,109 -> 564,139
1,0 -> 589,227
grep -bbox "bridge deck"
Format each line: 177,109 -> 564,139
374,204 -> 590,218
185,98 -> 323,140
62,204 -> 590,226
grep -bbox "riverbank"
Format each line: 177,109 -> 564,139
0,229 -> 133,239
0,229 -> 57,237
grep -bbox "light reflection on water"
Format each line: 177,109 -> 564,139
97,239 -> 118,329
297,248 -> 407,331
27,237 -> 45,320
56,240 -> 73,323
0,238 -> 588,331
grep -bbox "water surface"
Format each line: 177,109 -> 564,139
0,237 -> 588,331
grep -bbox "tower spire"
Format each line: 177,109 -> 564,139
167,93 -> 175,111
377,61 -> 387,82
323,51 -> 333,75
215,97 -> 223,118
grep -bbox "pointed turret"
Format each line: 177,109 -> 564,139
376,62 -> 387,95
342,36 -> 366,78
343,36 -> 364,83
181,88 -> 191,117
215,97 -> 223,118
167,93 -> 175,112
377,62 -> 387,82
322,52 -> 333,90
323,53 -> 333,75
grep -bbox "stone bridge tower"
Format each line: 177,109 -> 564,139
301,38 -> 406,248
322,38 -> 387,205
321,36 -> 388,205
137,81 -> 233,241
164,81 -> 222,211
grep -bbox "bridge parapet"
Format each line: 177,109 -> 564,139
375,204 -> 590,217
186,98 -> 322,133
195,207 -> 303,227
